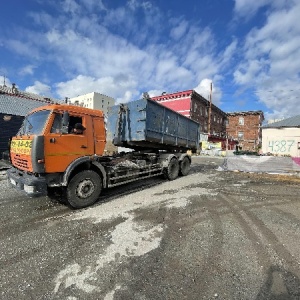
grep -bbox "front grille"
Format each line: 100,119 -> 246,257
13,157 -> 30,171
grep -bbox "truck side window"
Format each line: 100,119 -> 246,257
68,116 -> 83,133
51,114 -> 62,133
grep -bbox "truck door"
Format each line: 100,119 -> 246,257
44,113 -> 94,173
92,117 -> 106,155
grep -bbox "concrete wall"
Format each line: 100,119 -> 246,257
262,127 -> 300,156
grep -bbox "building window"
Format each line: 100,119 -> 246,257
238,131 -> 244,140
239,117 -> 244,125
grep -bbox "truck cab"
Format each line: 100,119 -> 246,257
8,104 -> 106,197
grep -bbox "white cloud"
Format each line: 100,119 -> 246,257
0,75 -> 12,87
194,78 -> 222,105
233,1 -> 300,118
234,0 -> 270,17
194,79 -> 212,99
147,89 -> 164,97
5,39 -> 37,57
19,65 -> 36,76
55,75 -> 139,103
127,0 -> 153,11
62,0 -> 81,14
118,90 -> 138,103
233,0 -> 289,18
220,39 -> 238,66
2,1 -> 239,114
170,20 -> 188,40
81,0 -> 106,12
234,59 -> 267,85
37,9 -> 224,102
25,81 -> 51,96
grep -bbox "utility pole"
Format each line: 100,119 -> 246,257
207,82 -> 212,135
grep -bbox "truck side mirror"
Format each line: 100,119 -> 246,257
62,111 -> 70,134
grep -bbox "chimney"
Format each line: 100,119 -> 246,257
12,83 -> 18,94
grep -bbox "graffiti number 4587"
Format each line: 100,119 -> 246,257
268,140 -> 295,152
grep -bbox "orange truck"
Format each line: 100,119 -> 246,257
7,98 -> 200,208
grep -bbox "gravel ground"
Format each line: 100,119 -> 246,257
1,156 -> 300,300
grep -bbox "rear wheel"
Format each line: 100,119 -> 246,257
66,170 -> 102,209
164,157 -> 179,180
179,156 -> 191,176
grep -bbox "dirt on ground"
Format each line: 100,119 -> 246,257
0,156 -> 300,300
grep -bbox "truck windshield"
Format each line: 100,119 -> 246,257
17,110 -> 51,136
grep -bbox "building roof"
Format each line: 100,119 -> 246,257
227,110 -> 264,116
262,115 -> 300,128
0,94 -> 51,116
151,89 -> 227,117
0,85 -> 61,116
151,90 -> 193,101
69,91 -> 115,99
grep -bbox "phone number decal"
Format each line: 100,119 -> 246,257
11,139 -> 32,155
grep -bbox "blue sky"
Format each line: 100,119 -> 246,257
0,0 -> 300,121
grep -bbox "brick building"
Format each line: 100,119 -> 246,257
151,89 -> 227,137
226,111 -> 264,151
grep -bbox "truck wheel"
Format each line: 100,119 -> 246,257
66,170 -> 102,209
164,157 -> 179,180
179,156 -> 191,176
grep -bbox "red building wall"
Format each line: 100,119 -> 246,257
151,90 -> 227,136
151,90 -> 192,118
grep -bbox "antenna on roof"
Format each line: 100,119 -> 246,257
3,74 -> 6,87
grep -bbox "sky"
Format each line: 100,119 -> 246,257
0,0 -> 300,121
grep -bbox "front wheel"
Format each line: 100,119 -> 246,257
66,170 -> 102,209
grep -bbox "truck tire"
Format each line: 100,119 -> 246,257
164,157 -> 179,180
179,156 -> 191,176
66,170 -> 102,209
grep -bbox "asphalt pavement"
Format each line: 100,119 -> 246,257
1,156 -> 300,300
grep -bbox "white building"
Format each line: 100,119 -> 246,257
262,115 -> 300,157
69,92 -> 115,114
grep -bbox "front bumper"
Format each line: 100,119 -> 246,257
7,167 -> 47,197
